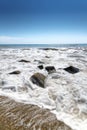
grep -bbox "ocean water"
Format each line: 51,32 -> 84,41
0,46 -> 87,130
0,43 -> 87,48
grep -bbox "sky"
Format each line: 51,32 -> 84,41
0,0 -> 87,44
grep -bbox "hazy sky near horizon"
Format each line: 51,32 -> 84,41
0,0 -> 87,44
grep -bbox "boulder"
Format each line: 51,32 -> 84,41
64,66 -> 79,74
38,65 -> 44,69
45,66 -> 56,73
9,70 -> 21,75
30,73 -> 46,88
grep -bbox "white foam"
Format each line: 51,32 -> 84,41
0,48 -> 87,130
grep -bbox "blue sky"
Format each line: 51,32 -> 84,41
0,0 -> 87,44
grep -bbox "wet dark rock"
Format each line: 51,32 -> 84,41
45,56 -> 50,58
30,73 -> 46,88
38,65 -> 44,70
45,66 -> 56,73
64,66 -> 79,74
9,70 -> 21,75
42,48 -> 58,51
0,81 -> 6,86
77,98 -> 86,104
18,59 -> 30,63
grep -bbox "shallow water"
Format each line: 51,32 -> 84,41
0,47 -> 87,130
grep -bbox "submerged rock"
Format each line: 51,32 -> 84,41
17,86 -> 28,93
30,73 -> 46,88
38,65 -> 44,69
2,86 -> 16,92
45,56 -> 50,58
45,66 -> 56,73
9,70 -> 21,75
42,48 -> 58,51
18,59 -> 30,63
0,80 -> 6,86
64,66 -> 79,74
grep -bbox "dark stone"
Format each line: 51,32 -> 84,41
42,48 -> 58,51
30,73 -> 46,88
64,66 -> 79,74
77,98 -> 86,104
18,59 -> 30,63
0,81 -> 6,86
9,70 -> 21,75
45,56 -> 50,58
45,66 -> 56,73
38,65 -> 43,70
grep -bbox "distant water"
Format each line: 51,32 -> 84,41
0,43 -> 87,48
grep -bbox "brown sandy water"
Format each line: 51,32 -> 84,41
0,96 -> 71,130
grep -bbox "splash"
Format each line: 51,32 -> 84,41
0,47 -> 87,130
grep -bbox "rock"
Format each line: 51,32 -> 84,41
9,70 -> 21,75
0,96 -> 72,130
45,66 -> 56,73
64,66 -> 79,74
18,59 -> 30,63
45,56 -> 50,58
38,65 -> 44,69
42,48 -> 58,51
30,73 -> 46,88
0,80 -> 6,86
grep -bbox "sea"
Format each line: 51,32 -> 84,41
0,43 -> 87,130
0,43 -> 87,48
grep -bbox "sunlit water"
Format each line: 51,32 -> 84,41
0,47 -> 87,130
